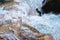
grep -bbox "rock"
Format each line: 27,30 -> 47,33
36,8 -> 42,16
0,0 -> 4,3
40,34 -> 54,40
42,0 -> 60,15
44,34 -> 54,40
0,0 -> 13,3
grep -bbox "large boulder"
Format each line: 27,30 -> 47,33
42,0 -> 60,15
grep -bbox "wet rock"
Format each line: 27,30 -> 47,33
42,0 -> 60,15
0,0 -> 13,4
0,0 -> 4,3
36,8 -> 41,16
40,34 -> 54,40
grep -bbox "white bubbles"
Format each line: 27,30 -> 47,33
28,14 -> 60,40
0,0 -> 60,40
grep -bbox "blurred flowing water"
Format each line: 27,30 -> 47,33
0,0 -> 60,40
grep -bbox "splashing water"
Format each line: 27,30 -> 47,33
22,0 -> 60,40
0,0 -> 60,40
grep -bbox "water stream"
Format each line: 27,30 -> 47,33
0,0 -> 60,40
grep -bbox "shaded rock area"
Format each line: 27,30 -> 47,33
42,0 -> 60,15
0,0 -> 13,5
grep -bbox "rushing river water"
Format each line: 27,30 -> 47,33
0,0 -> 60,40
